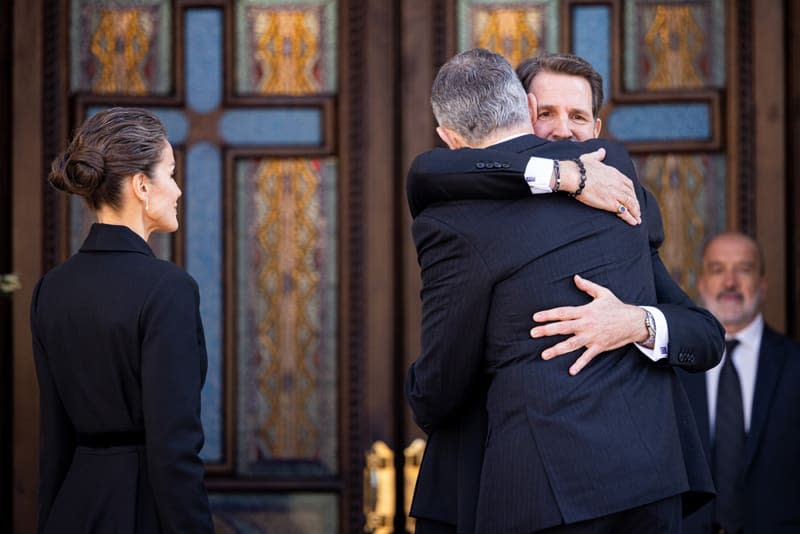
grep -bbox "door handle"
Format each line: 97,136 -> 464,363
403,438 -> 426,533
363,440 -> 395,533
0,273 -> 21,296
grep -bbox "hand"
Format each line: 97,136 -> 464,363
562,149 -> 641,226
530,275 -> 648,375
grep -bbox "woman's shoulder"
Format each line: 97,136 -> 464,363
145,257 -> 199,289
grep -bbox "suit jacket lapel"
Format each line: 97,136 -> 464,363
745,326 -> 787,470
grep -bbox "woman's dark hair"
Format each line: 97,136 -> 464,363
48,107 -> 167,211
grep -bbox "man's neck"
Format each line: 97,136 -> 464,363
475,125 -> 533,148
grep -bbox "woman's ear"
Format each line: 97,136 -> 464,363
130,172 -> 149,202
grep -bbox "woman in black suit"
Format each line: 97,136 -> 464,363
30,108 -> 214,533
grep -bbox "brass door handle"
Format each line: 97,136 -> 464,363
363,440 -> 395,533
0,273 -> 21,296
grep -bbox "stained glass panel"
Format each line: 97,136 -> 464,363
235,0 -> 337,95
624,0 -> 725,91
456,0 -> 559,66
235,157 -> 338,477
636,153 -> 726,295
70,0 -> 172,95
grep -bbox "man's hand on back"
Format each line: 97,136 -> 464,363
530,274 -> 650,375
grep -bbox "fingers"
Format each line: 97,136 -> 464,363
572,274 -> 603,298
582,148 -> 606,162
620,193 -> 642,223
540,337 -> 582,360
531,306 -> 577,325
537,338 -> 601,375
569,348 -> 602,375
618,208 -> 640,226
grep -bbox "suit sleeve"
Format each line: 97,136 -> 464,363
406,214 -> 493,434
639,185 -> 725,372
30,278 -> 76,534
140,269 -> 213,534
406,148 -> 531,219
598,142 -> 725,372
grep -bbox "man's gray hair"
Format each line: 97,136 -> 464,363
431,48 -> 530,146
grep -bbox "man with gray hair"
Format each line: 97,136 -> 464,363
406,48 -> 722,533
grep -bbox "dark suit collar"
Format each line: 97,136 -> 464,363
80,223 -> 155,256
746,324 -> 788,470
490,133 -> 549,153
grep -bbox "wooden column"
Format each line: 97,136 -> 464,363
752,0 -> 787,331
12,0 -> 44,532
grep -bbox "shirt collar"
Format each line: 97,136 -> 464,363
492,132 -> 530,145
728,313 -> 764,353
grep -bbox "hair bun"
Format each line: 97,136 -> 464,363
48,146 -> 106,196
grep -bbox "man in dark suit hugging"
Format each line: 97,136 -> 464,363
405,48 -> 723,534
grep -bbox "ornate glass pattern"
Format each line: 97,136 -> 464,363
457,0 -> 559,66
635,154 -> 726,296
624,0 -> 725,91
236,157 -> 337,477
235,0 -> 337,95
70,0 -> 172,95
210,493 -> 338,533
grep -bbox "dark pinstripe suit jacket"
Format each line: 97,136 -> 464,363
406,134 -> 724,533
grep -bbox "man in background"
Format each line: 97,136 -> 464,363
679,232 -> 800,533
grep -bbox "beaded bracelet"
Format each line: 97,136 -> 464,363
552,159 -> 561,192
569,158 -> 587,197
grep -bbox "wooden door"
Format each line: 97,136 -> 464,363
9,1 -> 795,533
19,0 -> 366,532
0,1 -> 14,531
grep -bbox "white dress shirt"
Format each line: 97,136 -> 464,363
706,314 -> 764,437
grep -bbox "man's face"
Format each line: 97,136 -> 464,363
697,234 -> 767,333
529,71 -> 601,141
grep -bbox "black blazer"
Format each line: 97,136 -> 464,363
406,134 -> 724,533
30,224 -> 213,534
679,325 -> 800,533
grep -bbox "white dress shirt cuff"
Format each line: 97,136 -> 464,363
524,157 -> 555,194
635,306 -> 669,361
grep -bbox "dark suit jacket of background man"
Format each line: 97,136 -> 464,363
406,134 -> 724,533
679,325 -> 800,533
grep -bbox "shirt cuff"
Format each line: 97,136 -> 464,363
635,306 -> 669,361
524,157 -> 555,194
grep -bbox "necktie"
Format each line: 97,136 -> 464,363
714,338 -> 745,533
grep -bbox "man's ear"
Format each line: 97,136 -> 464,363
436,126 -> 467,149
527,93 -> 538,127
593,117 -> 603,137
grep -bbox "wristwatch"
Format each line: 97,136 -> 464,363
643,309 -> 656,348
